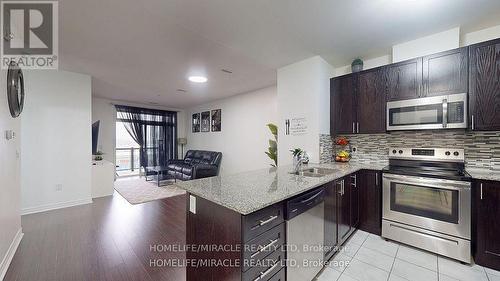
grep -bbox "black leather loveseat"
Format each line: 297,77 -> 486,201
167,150 -> 222,181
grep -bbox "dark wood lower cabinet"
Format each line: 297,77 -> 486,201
324,181 -> 339,259
338,177 -> 352,244
350,173 -> 360,228
359,170 -> 382,235
186,196 -> 285,281
325,173 -> 360,260
186,195 -> 243,281
187,170 -> 379,280
474,180 -> 500,270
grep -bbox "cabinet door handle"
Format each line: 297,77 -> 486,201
259,215 -> 278,226
351,174 -> 357,187
338,181 -> 343,195
250,238 -> 279,258
471,115 -> 475,131
356,122 -> 359,133
480,183 -> 483,200
352,122 -> 355,134
254,262 -> 279,281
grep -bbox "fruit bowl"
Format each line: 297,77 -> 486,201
335,150 -> 351,162
335,156 -> 350,163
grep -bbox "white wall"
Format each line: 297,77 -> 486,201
92,98 -> 116,162
0,70 -> 22,279
185,86 -> 277,175
277,56 -> 334,166
462,24 -> 500,46
392,27 -> 460,62
334,25 -> 500,77
91,97 -> 186,162
21,70 -> 93,214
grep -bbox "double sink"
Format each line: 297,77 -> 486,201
291,167 -> 338,178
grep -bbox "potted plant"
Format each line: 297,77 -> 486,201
351,58 -> 364,73
265,123 -> 278,167
94,151 -> 104,161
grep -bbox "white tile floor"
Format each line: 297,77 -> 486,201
316,230 -> 500,281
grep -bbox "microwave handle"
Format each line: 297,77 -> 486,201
442,98 -> 448,128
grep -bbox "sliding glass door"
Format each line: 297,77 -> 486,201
115,105 -> 177,171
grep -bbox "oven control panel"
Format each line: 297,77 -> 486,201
388,147 -> 465,162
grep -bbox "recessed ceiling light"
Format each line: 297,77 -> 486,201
188,76 -> 208,83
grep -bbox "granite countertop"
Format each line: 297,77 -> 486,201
466,167 -> 500,182
174,160 -> 388,215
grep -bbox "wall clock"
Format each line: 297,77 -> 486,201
6,61 -> 25,118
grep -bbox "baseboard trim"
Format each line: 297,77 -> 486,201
0,228 -> 23,281
21,198 -> 93,215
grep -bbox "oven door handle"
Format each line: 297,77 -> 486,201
383,174 -> 471,190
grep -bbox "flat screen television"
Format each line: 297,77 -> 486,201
92,121 -> 100,155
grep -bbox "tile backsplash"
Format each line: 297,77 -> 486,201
320,130 -> 500,172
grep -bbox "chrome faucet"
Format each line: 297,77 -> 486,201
293,155 -> 306,174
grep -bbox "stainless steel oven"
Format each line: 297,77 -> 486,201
381,147 -> 472,263
383,174 -> 470,238
387,93 -> 467,131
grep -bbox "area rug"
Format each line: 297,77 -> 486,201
114,177 -> 186,205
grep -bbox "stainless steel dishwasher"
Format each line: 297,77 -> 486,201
286,187 -> 325,281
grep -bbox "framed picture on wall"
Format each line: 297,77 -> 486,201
201,111 -> 210,132
211,109 -> 221,132
192,113 -> 200,133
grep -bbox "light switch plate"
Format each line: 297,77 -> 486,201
5,130 -> 15,140
189,195 -> 196,214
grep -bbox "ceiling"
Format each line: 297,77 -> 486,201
58,0 -> 500,109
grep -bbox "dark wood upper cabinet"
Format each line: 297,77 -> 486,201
359,170 -> 382,235
469,38 -> 500,131
386,58 -> 422,101
357,67 -> 386,133
330,75 -> 356,135
422,47 -> 468,97
474,180 -> 500,271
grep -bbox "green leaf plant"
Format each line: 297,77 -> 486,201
265,123 -> 278,167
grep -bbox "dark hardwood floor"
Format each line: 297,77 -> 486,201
4,192 -> 187,281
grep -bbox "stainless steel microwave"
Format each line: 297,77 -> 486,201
387,93 -> 467,131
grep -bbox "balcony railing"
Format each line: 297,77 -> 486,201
116,147 -> 141,176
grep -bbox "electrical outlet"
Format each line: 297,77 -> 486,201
5,130 -> 15,140
55,184 -> 63,191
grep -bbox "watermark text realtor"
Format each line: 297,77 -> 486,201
1,1 -> 58,69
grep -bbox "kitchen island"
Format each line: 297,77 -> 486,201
174,161 -> 387,281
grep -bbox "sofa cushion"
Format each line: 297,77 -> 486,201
167,150 -> 222,181
168,162 -> 193,175
184,150 -> 221,166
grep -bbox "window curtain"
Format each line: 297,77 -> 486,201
115,105 -> 177,169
